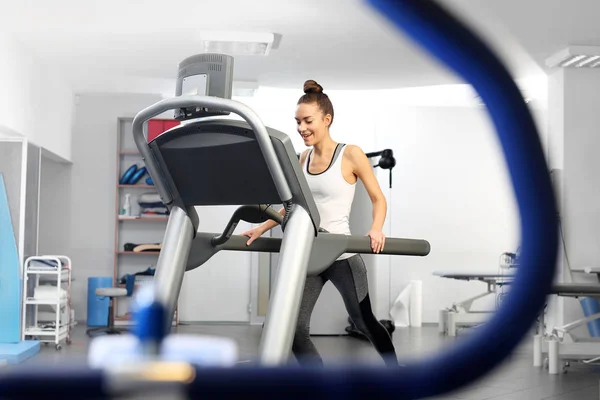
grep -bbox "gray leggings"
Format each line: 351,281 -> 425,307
292,254 -> 398,367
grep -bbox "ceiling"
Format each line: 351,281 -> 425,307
2,0 -> 600,94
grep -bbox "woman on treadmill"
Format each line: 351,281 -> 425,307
241,80 -> 398,367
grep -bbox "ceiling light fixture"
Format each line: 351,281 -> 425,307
196,31 -> 277,56
546,45 -> 600,68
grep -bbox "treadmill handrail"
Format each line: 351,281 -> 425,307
219,234 -> 430,255
185,231 -> 430,273
131,95 -> 293,206
211,204 -> 283,246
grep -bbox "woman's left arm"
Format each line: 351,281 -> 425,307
347,145 -> 387,253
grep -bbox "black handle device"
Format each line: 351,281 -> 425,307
366,149 -> 396,188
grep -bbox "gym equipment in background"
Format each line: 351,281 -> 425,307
366,149 -> 396,188
435,271 -> 515,337
119,164 -> 148,185
499,249 -> 520,269
436,246 -> 523,336
174,53 -> 234,121
129,166 -> 148,185
119,164 -> 138,184
0,0 -> 557,397
531,179 -> 600,375
534,270 -> 600,374
435,253 -> 600,370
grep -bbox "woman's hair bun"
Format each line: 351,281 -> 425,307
303,80 -> 323,94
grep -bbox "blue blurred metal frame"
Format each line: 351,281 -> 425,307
0,1 -> 558,399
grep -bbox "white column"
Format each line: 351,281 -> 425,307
547,66 -> 600,339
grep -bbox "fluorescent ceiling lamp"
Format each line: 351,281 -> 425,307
196,31 -> 276,56
546,45 -> 600,68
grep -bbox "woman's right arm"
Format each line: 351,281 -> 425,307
255,207 -> 286,234
242,149 -> 310,242
256,149 -> 310,233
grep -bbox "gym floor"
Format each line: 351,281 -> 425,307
13,324 -> 600,399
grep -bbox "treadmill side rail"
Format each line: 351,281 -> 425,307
258,205 -> 315,364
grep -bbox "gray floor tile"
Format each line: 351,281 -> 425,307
425,397 -> 463,400
545,383 -> 599,400
486,391 -> 547,400
448,384 -> 519,399
509,385 -> 573,399
484,376 -> 546,391
8,323 -> 600,400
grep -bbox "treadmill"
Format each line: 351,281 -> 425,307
131,53 -> 431,365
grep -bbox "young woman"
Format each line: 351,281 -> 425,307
241,80 -> 398,367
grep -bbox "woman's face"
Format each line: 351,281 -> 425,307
295,102 -> 331,147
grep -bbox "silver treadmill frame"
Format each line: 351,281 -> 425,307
132,95 -> 315,365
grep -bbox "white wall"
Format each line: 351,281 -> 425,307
0,34 -> 74,162
373,85 -> 548,324
375,106 -> 520,324
38,155 -> 72,258
247,87 -> 378,152
40,93 -> 165,321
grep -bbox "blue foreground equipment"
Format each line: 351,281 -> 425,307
0,0 -> 557,398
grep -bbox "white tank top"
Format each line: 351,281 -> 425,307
303,144 -> 356,260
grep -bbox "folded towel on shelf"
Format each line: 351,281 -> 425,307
28,259 -> 59,271
136,192 -> 169,219
138,202 -> 167,209
140,207 -> 169,213
138,193 -> 163,204
37,321 -> 58,330
140,212 -> 169,219
33,285 -> 67,301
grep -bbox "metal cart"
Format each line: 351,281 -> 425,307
21,255 -> 72,350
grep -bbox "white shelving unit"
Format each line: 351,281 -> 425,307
21,255 -> 72,350
114,117 -> 178,326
